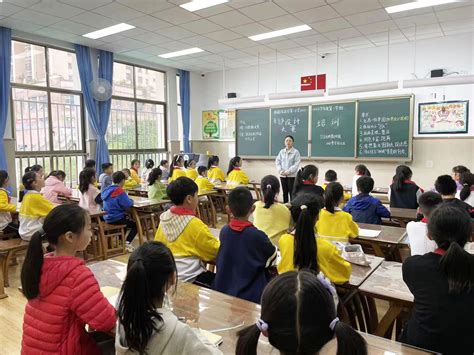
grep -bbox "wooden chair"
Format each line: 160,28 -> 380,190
0,239 -> 29,298
198,198 -> 217,228
337,287 -> 378,334
138,211 -> 159,242
97,221 -> 127,259
81,226 -> 104,262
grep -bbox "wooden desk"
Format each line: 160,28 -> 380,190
354,223 -> 407,261
129,196 -> 171,244
389,208 -> 418,227
348,255 -> 385,288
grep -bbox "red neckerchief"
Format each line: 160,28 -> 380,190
433,248 -> 446,256
173,166 -> 180,169
303,180 -> 314,185
111,187 -> 125,198
421,217 -> 428,223
233,167 -> 241,171
229,219 -> 253,232
211,165 -> 218,168
170,206 -> 195,216
356,173 -> 364,176
131,167 -> 138,173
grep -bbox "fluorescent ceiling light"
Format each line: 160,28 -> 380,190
249,25 -> 312,41
385,0 -> 458,14
403,75 -> 474,88
159,47 -> 204,58
180,0 -> 228,11
218,95 -> 265,106
83,23 -> 135,39
329,81 -> 398,95
268,90 -> 325,100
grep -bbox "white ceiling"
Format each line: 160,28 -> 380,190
2,0 -> 474,73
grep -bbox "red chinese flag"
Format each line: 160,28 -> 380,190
301,75 -> 316,91
317,74 -> 326,91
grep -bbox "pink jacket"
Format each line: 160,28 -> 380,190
79,184 -> 101,214
41,176 -> 72,204
22,255 -> 116,354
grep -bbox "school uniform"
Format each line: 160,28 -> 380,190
124,178 -> 139,190
19,190 -> 55,241
141,168 -> 152,183
343,193 -> 390,225
99,173 -> 112,190
406,218 -> 436,256
461,190 -> 474,207
195,176 -> 215,195
207,166 -> 225,183
159,166 -> 170,180
41,176 -> 73,204
400,249 -> 474,354
293,180 -> 325,198
0,188 -> 17,233
214,220 -> 277,303
185,168 -> 198,181
351,174 -> 364,196
79,184 -> 102,215
388,180 -> 423,209
323,182 -> 351,201
442,197 -> 474,217
226,168 -> 249,186
148,181 -> 167,200
316,208 -> 359,244
278,233 -> 351,284
169,167 -> 186,182
253,201 -> 291,245
130,168 -> 141,185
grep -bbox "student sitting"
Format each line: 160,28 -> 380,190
41,170 -> 72,204
99,162 -> 114,189
388,165 -> 423,209
452,165 -> 470,192
226,156 -> 249,186
185,159 -> 198,180
214,187 -> 277,303
407,191 -> 442,256
84,159 -> 96,170
292,164 -> 325,198
159,159 -> 170,181
435,174 -> 473,217
253,175 -> 291,245
101,171 -> 137,252
352,164 -> 371,197
141,159 -> 154,183
116,241 -> 222,355
458,172 -> 474,206
19,164 -> 44,202
155,177 -> 219,287
343,176 -> 390,225
21,204 -> 116,354
195,166 -> 215,194
316,182 -> 359,244
323,169 -> 351,201
19,172 -> 55,241
169,155 -> 186,182
278,193 -> 351,284
207,155 -> 226,184
400,205 -> 474,354
0,171 -> 18,234
236,271 -> 367,355
122,169 -> 140,190
78,168 -> 102,215
130,159 -> 141,185
148,168 -> 167,201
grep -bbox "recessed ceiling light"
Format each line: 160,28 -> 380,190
159,47 -> 204,58
385,0 -> 459,14
249,25 -> 312,41
180,0 -> 228,12
83,23 -> 135,39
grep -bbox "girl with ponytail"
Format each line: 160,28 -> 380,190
389,165 -> 423,209
236,271 -> 367,355
21,204 -> 116,354
168,155 -> 186,182
277,192 -> 351,284
292,164 -> 324,198
253,175 -> 291,245
207,155 -> 226,183
459,172 -> 474,207
226,156 -> 249,186
400,204 -> 474,354
116,241 -> 222,355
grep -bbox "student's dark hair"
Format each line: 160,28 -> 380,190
169,155 -> 183,178
236,271 -> 367,355
289,193 -> 322,272
460,172 -> 474,201
325,169 -> 337,182
418,191 -> 442,218
356,176 -> 374,194
160,159 -> 168,167
452,165 -> 470,175
228,187 -> 253,218
325,182 -> 344,213
392,165 -> 412,191
166,177 -> 198,205
113,171 -> 126,184
355,164 -> 371,177
131,159 -> 140,167
284,135 -> 294,142
102,162 -> 113,171
22,171 -> 38,191
227,156 -> 241,175
122,168 -> 131,176
25,164 -> 43,174
293,165 -> 318,195
21,205 -> 88,300
84,159 -> 96,169
0,170 -> 9,187
47,170 -> 66,179
435,174 -> 457,196
118,241 -> 177,354
208,155 -> 219,169
79,168 -> 96,194
428,204 -> 474,294
184,159 -> 195,169
197,166 -> 208,175
147,168 -> 162,186
145,159 -> 154,169
261,175 -> 280,209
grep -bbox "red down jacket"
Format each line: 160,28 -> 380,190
21,255 -> 116,354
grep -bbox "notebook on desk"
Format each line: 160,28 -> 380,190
198,329 -> 224,347
359,228 -> 381,238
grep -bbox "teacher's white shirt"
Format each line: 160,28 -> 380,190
275,147 -> 301,178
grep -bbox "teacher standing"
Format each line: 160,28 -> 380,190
275,135 -> 301,203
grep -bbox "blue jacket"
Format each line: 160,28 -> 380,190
343,193 -> 390,225
101,185 -> 133,223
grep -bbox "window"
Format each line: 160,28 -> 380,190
11,41 -> 85,187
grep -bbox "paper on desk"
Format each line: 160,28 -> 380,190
359,229 -> 381,238
100,286 -> 120,307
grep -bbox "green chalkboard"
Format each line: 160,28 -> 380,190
236,108 -> 270,156
357,98 -> 412,159
311,102 -> 356,157
271,106 -> 309,156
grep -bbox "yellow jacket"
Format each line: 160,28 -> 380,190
169,168 -> 187,182
253,201 -> 291,245
195,176 -> 215,194
322,182 -> 351,202
208,167 -> 225,183
124,178 -> 139,190
186,168 -> 198,181
226,169 -> 249,185
278,233 -> 351,284
0,188 -> 16,231
130,169 -> 141,184
19,190 -> 55,241
316,208 -> 359,244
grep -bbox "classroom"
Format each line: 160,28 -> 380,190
0,0 -> 473,354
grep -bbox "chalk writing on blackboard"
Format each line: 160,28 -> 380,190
273,107 -> 306,133
238,120 -> 263,142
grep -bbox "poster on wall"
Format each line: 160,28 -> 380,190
219,109 -> 236,139
202,110 -> 219,139
418,100 -> 469,134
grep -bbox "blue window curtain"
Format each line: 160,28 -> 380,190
178,70 -> 191,153
0,27 -> 11,171
74,44 -> 113,171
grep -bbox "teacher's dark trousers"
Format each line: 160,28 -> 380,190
280,177 -> 295,203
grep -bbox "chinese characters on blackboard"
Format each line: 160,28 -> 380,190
238,120 -> 262,142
